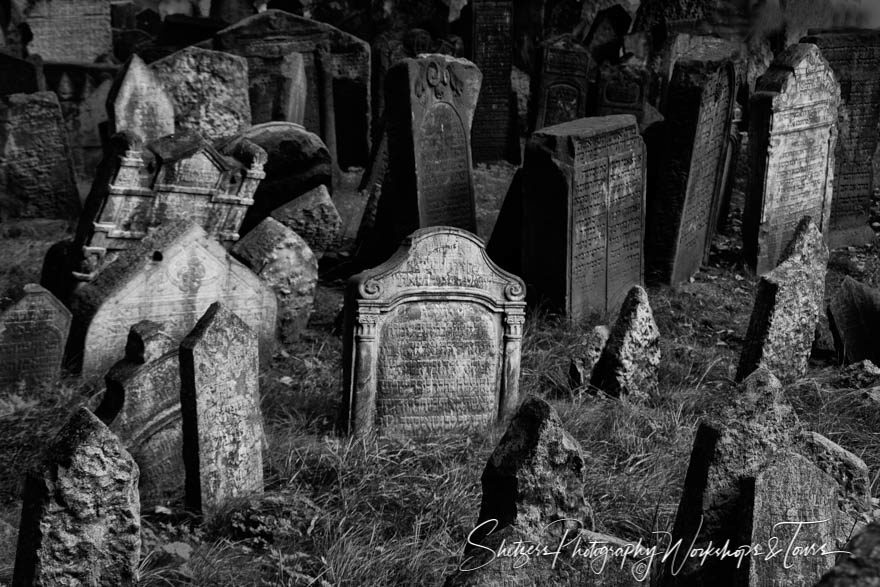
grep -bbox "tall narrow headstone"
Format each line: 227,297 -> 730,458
179,302 -> 264,516
802,30 -> 880,248
107,54 -> 175,142
342,227 -> 526,437
743,44 -> 839,275
534,34 -> 592,130
21,0 -> 112,63
520,115 -> 645,319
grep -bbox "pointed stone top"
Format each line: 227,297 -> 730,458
180,302 -> 255,353
107,54 -> 175,141
778,216 -> 829,269
125,320 -> 174,364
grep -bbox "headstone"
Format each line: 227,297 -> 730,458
21,0 -> 112,63
801,30 -> 880,248
270,184 -> 342,258
96,320 -> 184,508
590,285 -> 660,399
210,0 -> 257,25
816,522 -> 880,586
111,1 -> 138,29
520,116 -> 645,319
0,53 -> 43,96
107,54 -> 175,142
534,34 -> 591,130
737,217 -> 829,383
149,46 -> 252,141
743,44 -> 839,275
232,218 -> 317,344
66,221 -> 278,379
179,302 -> 264,516
12,407 -> 140,586
828,276 -> 880,367
596,59 -> 661,131
0,284 -> 71,393
645,51 -> 736,285
342,227 -> 526,437
568,324 -> 609,390
0,91 -> 80,220
470,0 -> 517,163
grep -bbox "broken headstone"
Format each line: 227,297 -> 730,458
270,184 -> 342,259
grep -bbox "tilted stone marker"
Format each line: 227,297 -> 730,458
150,46 -> 252,141
568,324 -> 609,390
737,217 -> 829,383
816,522 -> 880,586
520,115 -> 645,320
743,44 -> 839,275
21,0 -> 112,63
802,30 -> 880,248
96,320 -> 184,509
0,284 -> 71,394
828,276 -> 880,367
0,53 -> 44,97
0,91 -> 80,220
179,302 -> 264,516
107,54 -> 175,142
13,407 -> 140,586
270,184 -> 342,259
232,217 -> 318,345
342,227 -> 526,437
66,221 -> 278,379
534,34 -> 591,130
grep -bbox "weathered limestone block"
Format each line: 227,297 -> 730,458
270,184 -> 343,258
12,407 -> 140,586
21,0 -> 112,63
107,54 -> 175,142
816,522 -> 880,586
568,324 -> 609,390
828,277 -> 880,367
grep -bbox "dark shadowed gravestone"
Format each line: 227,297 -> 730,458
107,54 -> 175,142
179,302 -> 264,517
743,44 -> 839,275
534,34 -> 591,130
568,324 -> 609,390
342,227 -> 526,437
0,53 -> 43,97
12,407 -> 140,586
21,0 -> 112,63
0,284 -> 71,394
737,217 -> 829,383
816,522 -> 880,586
270,184 -> 342,259
0,92 -> 80,220
828,277 -> 880,367
519,115 -> 645,320
596,58 -> 659,132
96,321 -> 184,509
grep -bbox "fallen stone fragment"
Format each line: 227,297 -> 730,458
568,325 -> 609,390
270,184 -> 342,259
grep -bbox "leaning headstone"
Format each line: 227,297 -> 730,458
743,44 -> 839,275
179,302 -> 264,516
802,30 -> 880,248
107,54 -> 175,142
66,221 -> 278,379
828,276 -> 880,367
737,217 -> 829,383
342,227 -> 526,437
150,46 -> 252,141
0,91 -> 80,220
520,116 -> 645,319
21,0 -> 112,63
0,53 -> 43,96
0,284 -> 71,394
270,184 -> 342,259
534,34 -> 591,130
816,522 -> 880,586
568,324 -> 609,390
590,285 -> 660,399
12,407 -> 140,586
96,321 -> 184,508
232,218 -> 318,344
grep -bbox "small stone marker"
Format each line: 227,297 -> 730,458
150,46 -> 252,141
179,302 -> 264,516
568,324 -> 609,390
270,184 -> 342,259
737,217 -> 829,383
232,217 -> 318,344
66,221 -> 278,379
0,91 -> 80,220
590,285 -> 660,399
520,115 -> 645,320
802,30 -> 880,248
534,34 -> 591,130
743,44 -> 839,275
342,227 -> 526,437
816,522 -> 880,586
107,54 -> 175,142
96,320 -> 184,508
21,0 -> 112,63
13,407 -> 140,586
828,277 -> 880,367
0,284 -> 71,393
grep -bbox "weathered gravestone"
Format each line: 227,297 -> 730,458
270,184 -> 342,258
0,53 -> 44,96
470,0 -> 517,163
520,115 -> 645,319
816,522 -> 880,586
213,10 -> 371,169
802,30 -> 880,249
534,34 -> 591,130
568,324 -> 609,390
364,54 -> 481,265
0,91 -> 80,220
596,59 -> 663,132
20,0 -> 112,63
66,221 -> 278,379
828,276 -> 880,367
210,0 -> 258,24
96,320 -> 184,509
342,227 -> 526,437
179,302 -> 264,516
645,50 -> 736,285
743,44 -> 839,275
12,407 -> 140,586
107,54 -> 175,142
0,284 -> 71,393
149,46 -> 252,141
737,217 -> 829,383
